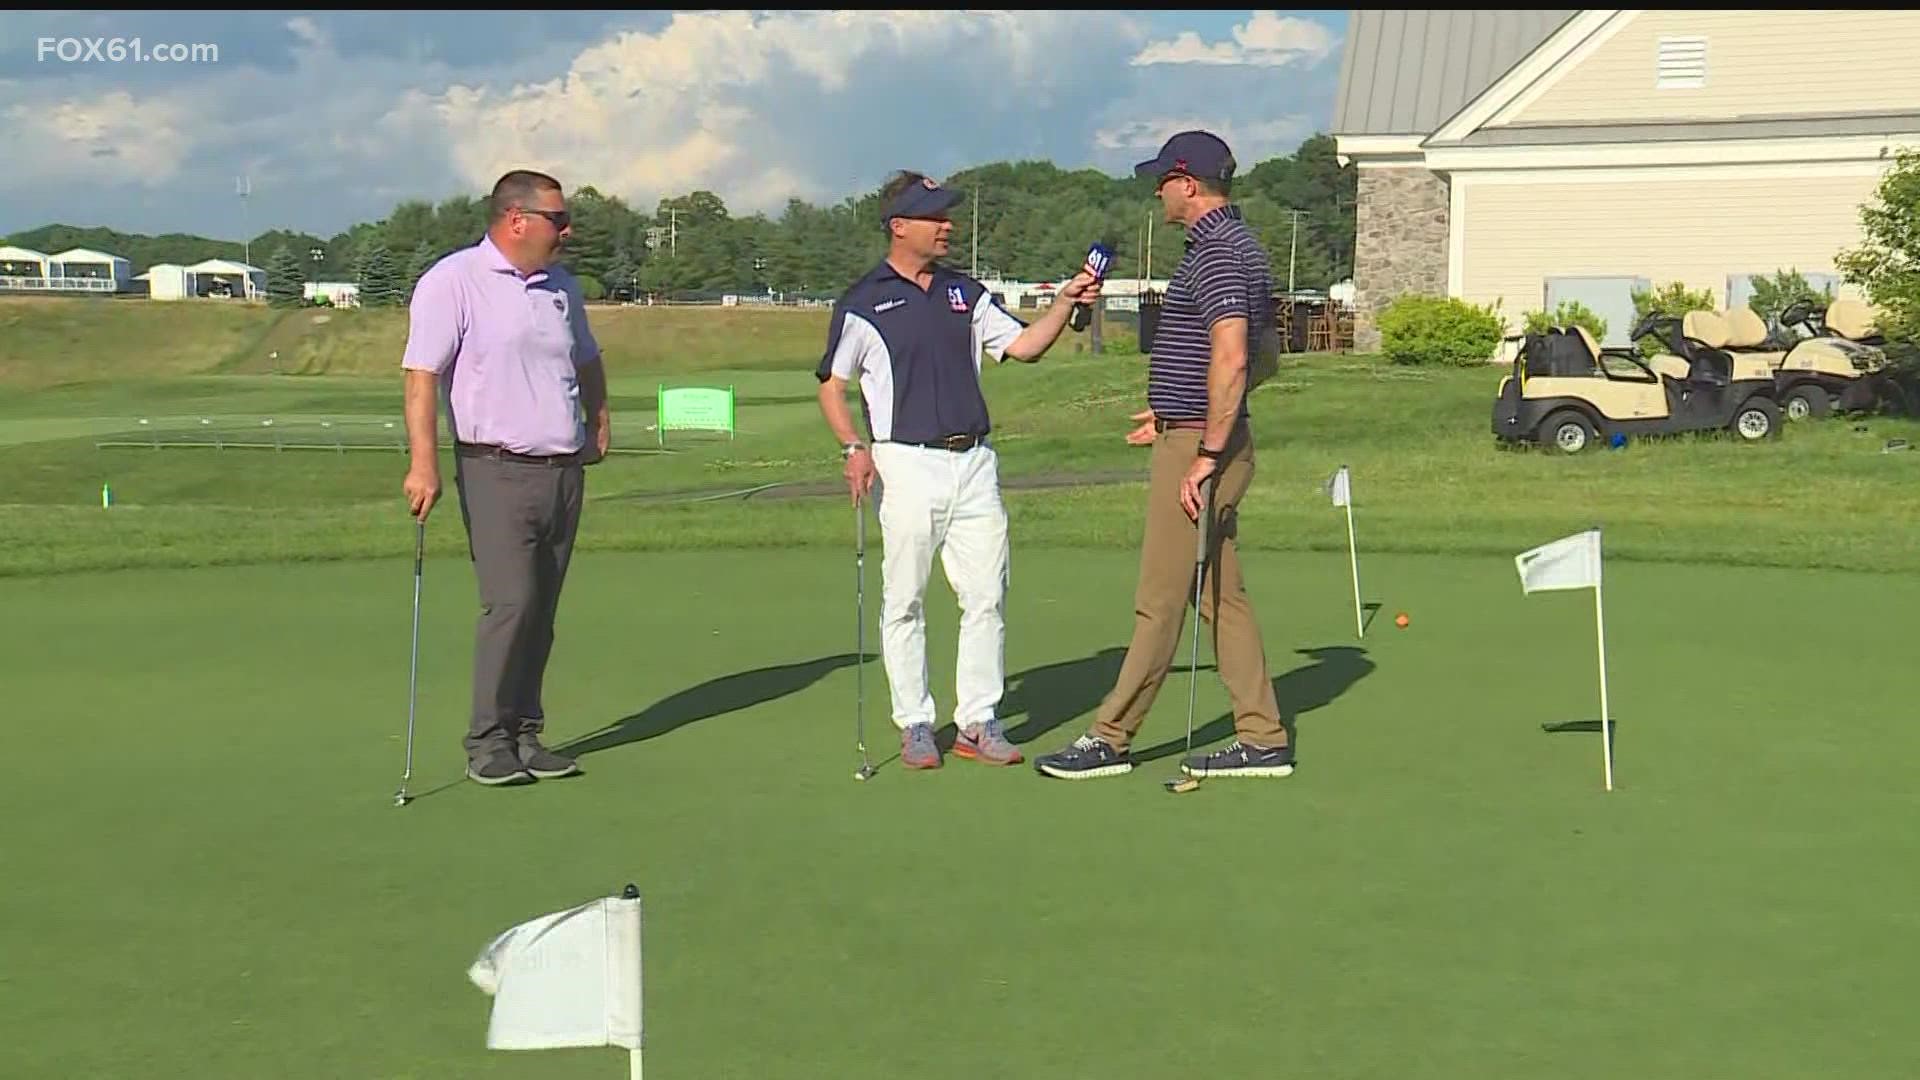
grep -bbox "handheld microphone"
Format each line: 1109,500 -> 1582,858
1069,241 -> 1114,332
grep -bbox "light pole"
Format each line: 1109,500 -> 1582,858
1285,208 -> 1307,294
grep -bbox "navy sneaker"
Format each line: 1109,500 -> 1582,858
1181,741 -> 1295,778
1034,735 -> 1134,780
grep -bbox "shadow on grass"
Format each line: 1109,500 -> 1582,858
1134,645 -> 1377,764
559,653 -> 872,757
993,643 -> 1376,762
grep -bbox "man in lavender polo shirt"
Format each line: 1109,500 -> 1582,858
401,169 -> 611,788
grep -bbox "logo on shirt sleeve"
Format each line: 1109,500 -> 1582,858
947,285 -> 968,312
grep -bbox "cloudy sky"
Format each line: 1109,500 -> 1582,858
1,10 -> 1347,241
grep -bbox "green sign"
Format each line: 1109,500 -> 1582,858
657,385 -> 736,446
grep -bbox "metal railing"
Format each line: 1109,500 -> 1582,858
0,276 -> 120,292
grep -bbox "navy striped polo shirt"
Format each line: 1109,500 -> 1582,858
1148,204 -> 1275,421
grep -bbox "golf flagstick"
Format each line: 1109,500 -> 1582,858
1595,569 -> 1614,793
1515,526 -> 1611,792
1328,465 -> 1362,638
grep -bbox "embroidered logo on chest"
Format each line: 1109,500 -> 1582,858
874,298 -> 907,314
946,285 -> 968,313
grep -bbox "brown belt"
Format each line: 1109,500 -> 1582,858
1154,418 -> 1208,432
455,442 -> 584,467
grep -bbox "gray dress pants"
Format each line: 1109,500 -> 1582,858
452,446 -> 585,764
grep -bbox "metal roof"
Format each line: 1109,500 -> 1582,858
1333,10 -> 1578,136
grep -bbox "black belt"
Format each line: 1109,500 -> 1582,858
455,442 -> 584,466
892,434 -> 985,452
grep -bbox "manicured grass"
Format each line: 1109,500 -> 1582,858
4,547 -> 1918,1079
5,349 -> 1920,578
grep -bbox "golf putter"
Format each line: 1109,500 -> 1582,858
396,518 -> 424,807
1166,480 -> 1213,795
853,497 -> 875,782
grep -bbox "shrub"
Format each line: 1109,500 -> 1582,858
1747,269 -> 1834,334
1630,281 -> 1717,357
1522,300 -> 1607,344
578,274 -> 606,302
1377,295 -> 1505,367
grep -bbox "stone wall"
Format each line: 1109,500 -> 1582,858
1351,167 -> 1450,353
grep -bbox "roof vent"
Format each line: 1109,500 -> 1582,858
1657,36 -> 1707,89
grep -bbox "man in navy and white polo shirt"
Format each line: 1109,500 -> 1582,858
1035,130 -> 1294,784
816,170 -> 1103,771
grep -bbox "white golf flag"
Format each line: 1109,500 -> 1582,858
1514,528 -> 1614,791
469,889 -> 644,1071
1326,465 -> 1352,508
1515,528 -> 1601,594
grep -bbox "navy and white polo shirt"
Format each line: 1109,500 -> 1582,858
815,261 -> 1026,444
1148,205 -> 1276,421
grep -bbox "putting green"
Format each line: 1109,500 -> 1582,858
4,548 -> 1917,1079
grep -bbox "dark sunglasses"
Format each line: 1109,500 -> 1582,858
518,207 -> 571,230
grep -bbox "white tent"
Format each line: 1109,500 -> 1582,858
49,248 -> 132,291
0,245 -> 51,290
182,258 -> 267,300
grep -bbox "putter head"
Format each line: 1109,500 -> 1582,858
393,788 -> 412,807
854,764 -> 876,782
1164,775 -> 1200,794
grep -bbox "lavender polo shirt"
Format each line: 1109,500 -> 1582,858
401,235 -> 602,457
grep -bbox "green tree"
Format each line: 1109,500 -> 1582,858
264,245 -> 305,307
1837,147 -> 1920,347
403,240 -> 437,299
357,246 -> 404,307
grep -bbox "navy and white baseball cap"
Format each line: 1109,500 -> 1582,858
1133,130 -> 1237,183
883,174 -> 962,223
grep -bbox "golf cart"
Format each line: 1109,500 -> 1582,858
1493,310 -> 1781,453
1758,298 -> 1892,419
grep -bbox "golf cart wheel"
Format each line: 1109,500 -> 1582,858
1537,409 -> 1595,454
1783,386 -> 1830,421
1731,397 -> 1781,442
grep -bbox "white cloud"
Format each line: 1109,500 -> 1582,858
5,90 -> 189,182
1132,11 -> 1336,68
1094,115 -> 1315,162
0,12 -> 1341,239
384,9 -> 1150,217
286,16 -> 328,51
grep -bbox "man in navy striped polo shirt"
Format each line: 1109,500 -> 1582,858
1036,130 -> 1293,783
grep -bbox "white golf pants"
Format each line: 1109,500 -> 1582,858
870,441 -> 1010,732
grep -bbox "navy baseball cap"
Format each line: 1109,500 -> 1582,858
883,174 -> 962,223
1134,130 -> 1237,183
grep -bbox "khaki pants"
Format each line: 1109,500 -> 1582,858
1089,423 -> 1286,751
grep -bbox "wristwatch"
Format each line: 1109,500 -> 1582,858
842,441 -> 867,458
1197,444 -> 1224,460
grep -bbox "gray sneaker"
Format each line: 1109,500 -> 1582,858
468,748 -> 535,787
900,722 -> 942,769
517,735 -> 582,779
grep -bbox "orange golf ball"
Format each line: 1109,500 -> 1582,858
1395,613 -> 1410,628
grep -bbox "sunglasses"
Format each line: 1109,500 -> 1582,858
517,207 -> 572,230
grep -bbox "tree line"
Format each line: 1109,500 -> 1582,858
4,134 -> 1355,305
